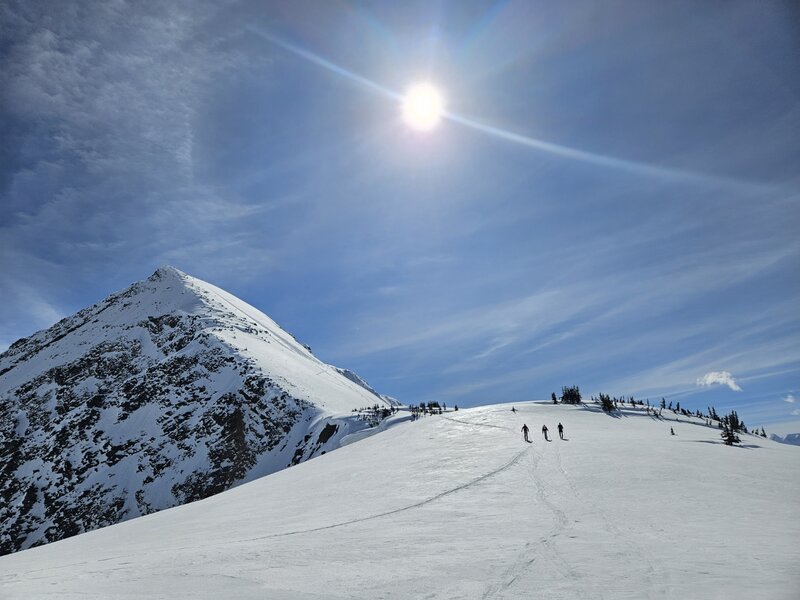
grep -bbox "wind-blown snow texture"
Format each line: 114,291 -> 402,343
0,402 -> 797,599
0,266 -> 393,556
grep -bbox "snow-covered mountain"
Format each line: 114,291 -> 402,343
0,402 -> 797,599
770,432 -> 800,446
0,266 -> 394,556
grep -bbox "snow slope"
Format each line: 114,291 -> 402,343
1,402 -> 797,599
0,266 -> 393,555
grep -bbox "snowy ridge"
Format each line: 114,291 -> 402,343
0,266 -> 393,555
0,401 -> 797,599
770,432 -> 800,446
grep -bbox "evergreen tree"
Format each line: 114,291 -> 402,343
721,424 -> 740,446
599,393 -> 614,412
551,392 -> 558,404
727,410 -> 742,433
561,385 -> 582,404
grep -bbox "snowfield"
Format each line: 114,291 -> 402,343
1,401 -> 798,599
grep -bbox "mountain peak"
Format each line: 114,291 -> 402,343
0,268 -> 394,556
149,265 -> 189,281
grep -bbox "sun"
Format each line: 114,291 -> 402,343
402,82 -> 445,131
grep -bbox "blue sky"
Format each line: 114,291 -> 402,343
2,1 -> 799,433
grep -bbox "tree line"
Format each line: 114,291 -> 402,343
550,385 -> 767,446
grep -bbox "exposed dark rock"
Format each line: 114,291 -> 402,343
317,423 -> 338,445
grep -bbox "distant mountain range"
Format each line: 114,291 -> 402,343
769,432 -> 800,446
0,266 -> 395,555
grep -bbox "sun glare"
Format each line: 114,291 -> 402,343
402,82 -> 444,131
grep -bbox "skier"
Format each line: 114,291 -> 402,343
542,424 -> 549,441
511,406 -> 516,413
521,423 -> 530,443
671,427 -> 675,436
557,422 -> 564,440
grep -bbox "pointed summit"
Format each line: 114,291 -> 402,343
0,268 -> 395,556
149,264 -> 189,282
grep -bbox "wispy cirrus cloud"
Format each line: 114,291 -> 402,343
0,278 -> 66,350
0,1 -> 290,338
1,1 -> 798,432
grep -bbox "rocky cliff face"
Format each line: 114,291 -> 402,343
0,267 -> 393,556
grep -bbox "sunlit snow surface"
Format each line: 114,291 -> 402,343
1,402 -> 797,599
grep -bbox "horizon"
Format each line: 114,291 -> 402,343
1,1 -> 798,434
6,262 -> 799,436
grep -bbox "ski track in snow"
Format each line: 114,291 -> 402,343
454,409 -> 584,599
481,429 -> 666,599
550,442 -> 666,598
440,415 -> 512,431
528,449 -> 588,598
12,412 -> 528,582
9,442 -> 532,579
480,446 -> 585,600
192,445 -> 531,548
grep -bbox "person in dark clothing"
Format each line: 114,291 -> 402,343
521,423 -> 530,442
511,406 -> 516,413
671,427 -> 675,436
557,422 -> 564,440
542,424 -> 549,441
